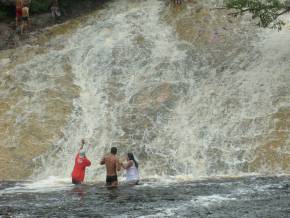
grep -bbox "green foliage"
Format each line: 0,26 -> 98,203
58,0 -> 95,9
0,9 -> 7,20
224,0 -> 290,29
0,3 -> 11,21
30,0 -> 51,14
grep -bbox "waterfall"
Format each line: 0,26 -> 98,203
1,0 -> 290,181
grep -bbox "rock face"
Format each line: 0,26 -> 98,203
0,20 -> 81,180
0,24 -> 13,49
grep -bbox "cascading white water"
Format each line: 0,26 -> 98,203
1,0 -> 290,181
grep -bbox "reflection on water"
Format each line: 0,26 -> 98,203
71,186 -> 85,199
0,176 -> 289,217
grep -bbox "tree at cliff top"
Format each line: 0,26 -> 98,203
224,0 -> 290,29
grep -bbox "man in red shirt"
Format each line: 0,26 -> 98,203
71,140 -> 91,184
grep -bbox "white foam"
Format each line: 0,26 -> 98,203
191,194 -> 237,207
0,176 -> 73,194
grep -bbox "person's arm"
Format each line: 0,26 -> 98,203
79,140 -> 85,152
122,160 -> 133,169
75,153 -> 79,160
85,158 -> 91,167
100,156 -> 105,165
88,144 -> 93,150
116,159 -> 123,171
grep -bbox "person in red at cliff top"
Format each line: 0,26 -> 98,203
16,0 -> 23,26
71,139 -> 91,184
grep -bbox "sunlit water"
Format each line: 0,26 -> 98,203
0,176 -> 289,217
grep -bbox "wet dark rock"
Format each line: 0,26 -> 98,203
0,23 -> 13,49
31,12 -> 52,28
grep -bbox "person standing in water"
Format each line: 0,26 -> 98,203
50,0 -> 61,21
71,139 -> 91,184
122,153 -> 139,185
21,2 -> 29,34
100,147 -> 121,187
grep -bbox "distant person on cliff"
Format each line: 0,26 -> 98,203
71,140 -> 91,184
100,147 -> 121,187
121,153 -> 139,185
174,0 -> 182,5
15,0 -> 23,27
51,0 -> 61,21
21,3 -> 29,34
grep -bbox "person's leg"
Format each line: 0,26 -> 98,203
106,176 -> 112,186
111,175 -> 118,187
51,8 -> 55,18
23,21 -> 28,34
16,9 -> 21,26
126,180 -> 139,186
56,7 -> 61,17
72,178 -> 81,185
106,176 -> 118,187
111,181 -> 118,187
21,21 -> 24,34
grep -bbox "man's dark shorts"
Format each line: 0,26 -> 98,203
106,175 -> 118,186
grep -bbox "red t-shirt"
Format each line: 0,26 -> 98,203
71,153 -> 91,182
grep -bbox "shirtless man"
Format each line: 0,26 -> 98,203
21,3 -> 29,34
174,0 -> 182,5
100,147 -> 121,187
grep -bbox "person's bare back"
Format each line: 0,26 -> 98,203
100,147 -> 121,186
22,6 -> 29,18
102,154 -> 119,176
21,5 -> 29,34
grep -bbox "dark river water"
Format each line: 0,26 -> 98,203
0,176 -> 289,217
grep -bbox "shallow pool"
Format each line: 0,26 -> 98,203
0,176 -> 289,217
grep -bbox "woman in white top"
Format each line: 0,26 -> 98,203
122,153 -> 139,185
